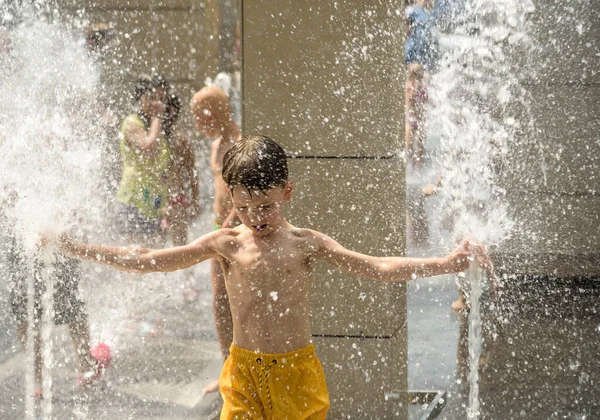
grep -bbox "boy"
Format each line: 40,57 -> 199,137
190,86 -> 240,229
190,85 -> 240,391
47,135 -> 481,418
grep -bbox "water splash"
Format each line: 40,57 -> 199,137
428,0 -> 536,417
0,9 -> 107,418
466,260 -> 483,419
39,248 -> 55,419
0,16 -> 105,248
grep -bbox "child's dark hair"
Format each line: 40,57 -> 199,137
222,135 -> 288,192
133,73 -> 171,133
134,73 -> 169,102
163,93 -> 181,138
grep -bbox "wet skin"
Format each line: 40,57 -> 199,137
209,183 -> 316,352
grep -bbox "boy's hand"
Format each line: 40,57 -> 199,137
444,240 -> 471,273
38,232 -> 71,249
470,242 -> 492,273
445,239 -> 491,273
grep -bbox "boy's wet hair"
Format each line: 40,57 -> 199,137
222,135 -> 288,192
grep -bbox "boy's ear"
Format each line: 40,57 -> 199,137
283,180 -> 294,200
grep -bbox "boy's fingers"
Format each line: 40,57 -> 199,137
474,248 -> 493,273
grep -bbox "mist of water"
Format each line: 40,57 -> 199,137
427,0 -> 536,417
1,10 -> 108,418
0,16 -> 105,248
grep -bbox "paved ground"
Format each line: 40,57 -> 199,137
405,184 -> 600,419
0,214 -> 225,419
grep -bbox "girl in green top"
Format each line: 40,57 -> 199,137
116,74 -> 172,244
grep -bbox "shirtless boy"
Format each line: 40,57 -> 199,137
47,135 -> 482,419
190,86 -> 240,391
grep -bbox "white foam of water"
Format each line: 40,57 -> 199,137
0,18 -> 104,249
0,14 -> 107,418
39,248 -> 55,418
467,260 -> 483,419
427,0 -> 535,417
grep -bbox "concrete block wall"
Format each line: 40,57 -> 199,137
55,0 -> 229,134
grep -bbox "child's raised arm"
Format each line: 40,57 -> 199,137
311,230 -> 473,282
47,231 -> 222,274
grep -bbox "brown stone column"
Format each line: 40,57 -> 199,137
242,1 -> 408,417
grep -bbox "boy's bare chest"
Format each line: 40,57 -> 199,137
223,235 -> 310,280
227,247 -> 313,308
234,244 -> 306,275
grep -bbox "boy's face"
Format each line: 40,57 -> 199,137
231,181 -> 294,237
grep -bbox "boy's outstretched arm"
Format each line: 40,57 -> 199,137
311,230 -> 472,282
47,231 -> 222,274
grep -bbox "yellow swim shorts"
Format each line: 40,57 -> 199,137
219,344 -> 330,419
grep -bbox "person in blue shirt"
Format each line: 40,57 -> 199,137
405,1 -> 439,72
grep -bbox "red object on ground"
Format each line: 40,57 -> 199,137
79,342 -> 112,387
90,342 -> 112,371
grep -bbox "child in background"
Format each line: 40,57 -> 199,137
45,135 -> 486,418
190,85 -> 240,392
116,74 -> 172,246
405,62 -> 428,168
163,93 -> 200,246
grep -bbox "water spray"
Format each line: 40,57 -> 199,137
466,257 -> 483,419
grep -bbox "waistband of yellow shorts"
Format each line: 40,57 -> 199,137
229,343 -> 317,364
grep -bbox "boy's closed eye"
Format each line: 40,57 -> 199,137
236,204 -> 275,214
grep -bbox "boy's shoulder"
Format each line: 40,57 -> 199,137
211,225 -> 243,241
286,226 -> 329,249
190,225 -> 240,244
288,225 -> 317,238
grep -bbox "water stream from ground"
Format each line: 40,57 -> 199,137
427,0 -> 535,417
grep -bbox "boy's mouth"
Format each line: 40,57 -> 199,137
252,224 -> 268,232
